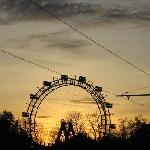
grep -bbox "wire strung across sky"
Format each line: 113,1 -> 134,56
0,49 -> 61,75
103,89 -> 150,109
121,85 -> 150,95
1,49 -> 149,109
29,0 -> 150,80
123,96 -> 150,109
0,0 -> 149,108
29,0 -> 150,108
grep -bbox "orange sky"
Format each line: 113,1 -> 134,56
0,1 -> 150,135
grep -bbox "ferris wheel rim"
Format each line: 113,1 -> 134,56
23,75 -> 112,139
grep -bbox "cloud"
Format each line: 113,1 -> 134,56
0,0 -> 96,24
30,30 -> 87,46
29,32 -> 88,54
0,0 -> 150,25
37,115 -> 51,119
6,31 -> 88,53
46,37 -> 87,50
70,97 -> 97,105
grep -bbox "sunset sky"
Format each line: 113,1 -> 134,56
0,0 -> 150,131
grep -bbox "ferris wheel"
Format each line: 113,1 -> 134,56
22,75 -> 116,139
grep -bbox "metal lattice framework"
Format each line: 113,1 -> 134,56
22,75 -> 115,138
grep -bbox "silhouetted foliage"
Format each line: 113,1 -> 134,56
0,110 -> 149,150
0,110 -> 32,150
51,115 -> 150,150
55,112 -> 85,143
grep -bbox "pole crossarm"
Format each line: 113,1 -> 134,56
116,93 -> 150,99
117,94 -> 150,97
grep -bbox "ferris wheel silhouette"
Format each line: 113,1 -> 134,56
22,75 -> 116,139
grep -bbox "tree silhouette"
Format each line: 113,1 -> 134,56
1,110 -> 149,150
65,111 -> 85,134
0,110 -> 32,150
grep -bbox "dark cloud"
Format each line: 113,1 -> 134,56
30,31 -> 88,51
46,37 -> 87,50
70,98 -> 97,105
0,0 -> 150,25
37,115 -> 51,119
5,31 -> 88,52
0,0 -> 96,24
70,98 -> 117,106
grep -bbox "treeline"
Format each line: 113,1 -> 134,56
51,112 -> 150,149
0,110 -> 150,150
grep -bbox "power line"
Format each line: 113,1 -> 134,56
29,0 -> 150,109
0,49 -> 61,75
1,49 -> 148,108
30,0 -> 150,79
121,85 -> 150,95
117,93 -> 150,97
103,88 -> 150,108
1,1 -> 149,108
30,0 -> 150,101
116,93 -> 150,106
122,97 -> 150,109
103,90 -> 117,97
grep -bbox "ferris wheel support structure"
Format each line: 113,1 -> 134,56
22,75 -> 115,139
